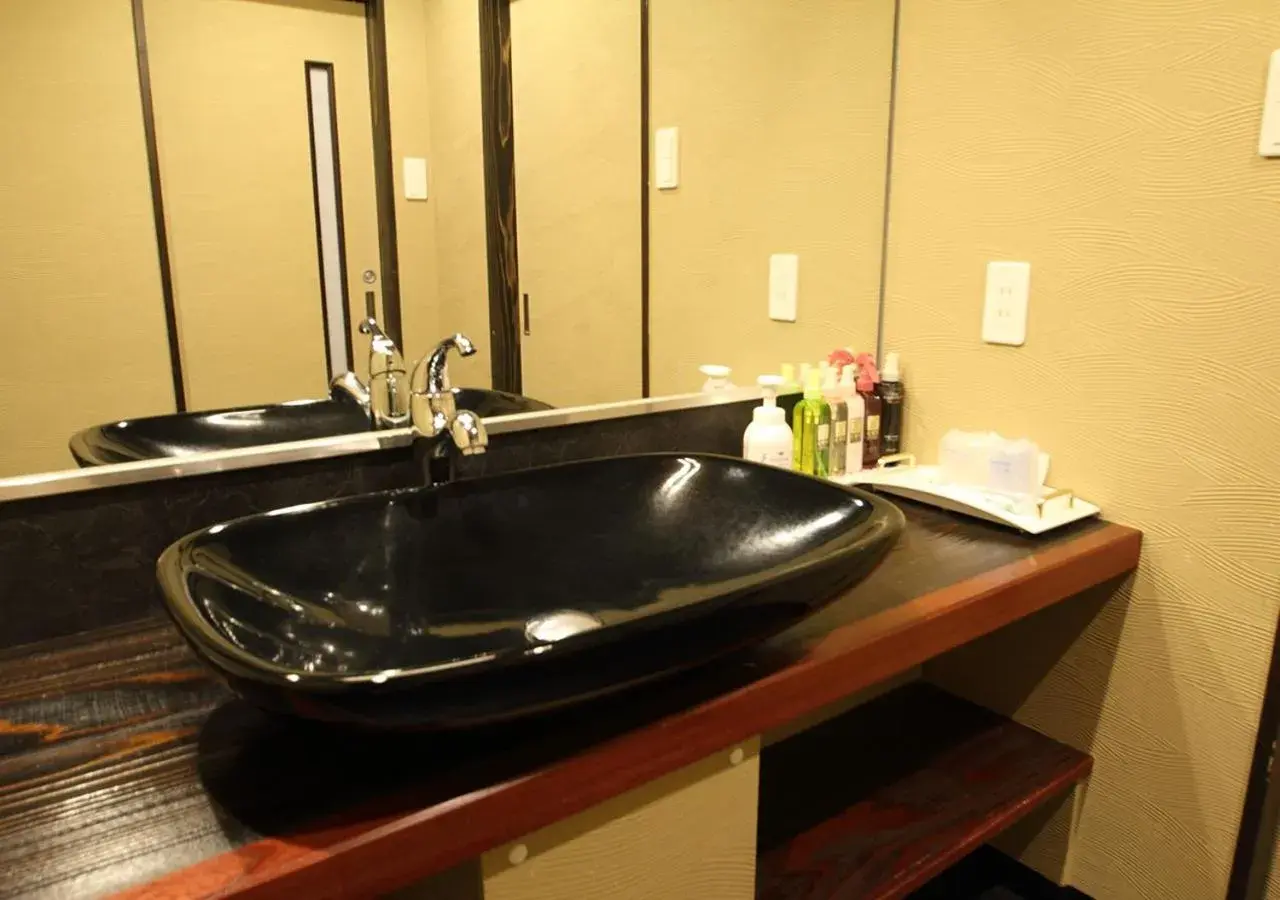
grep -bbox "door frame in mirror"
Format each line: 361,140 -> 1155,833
364,0 -> 405,349
478,0 -> 523,394
130,0 -> 187,412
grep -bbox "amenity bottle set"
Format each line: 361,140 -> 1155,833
743,351 -> 904,477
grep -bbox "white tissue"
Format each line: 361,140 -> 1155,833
938,430 -> 1043,497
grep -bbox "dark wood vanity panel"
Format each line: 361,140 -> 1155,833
0,501 -> 1140,899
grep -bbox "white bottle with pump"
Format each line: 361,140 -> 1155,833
743,375 -> 793,469
841,365 -> 865,470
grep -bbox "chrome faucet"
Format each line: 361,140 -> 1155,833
333,322 -> 488,481
409,334 -> 489,473
329,316 -> 410,429
359,317 -> 410,428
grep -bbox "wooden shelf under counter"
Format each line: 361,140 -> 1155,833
756,682 -> 1092,900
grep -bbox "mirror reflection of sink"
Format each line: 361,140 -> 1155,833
68,386 -> 553,466
156,453 -> 903,730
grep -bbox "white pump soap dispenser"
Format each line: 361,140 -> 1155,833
743,375 -> 793,470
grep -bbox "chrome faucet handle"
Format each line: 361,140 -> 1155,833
449,409 -> 488,456
359,317 -> 410,428
359,317 -> 403,370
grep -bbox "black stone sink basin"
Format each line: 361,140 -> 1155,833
68,387 -> 553,466
157,453 -> 903,729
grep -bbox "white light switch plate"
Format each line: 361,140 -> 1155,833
982,261 -> 1031,346
769,254 -> 799,322
656,127 -> 680,190
1261,50 -> 1280,157
403,157 -> 428,200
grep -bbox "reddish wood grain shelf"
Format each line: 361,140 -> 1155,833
0,501 -> 1140,900
756,683 -> 1092,900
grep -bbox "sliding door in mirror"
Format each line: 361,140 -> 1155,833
648,0 -> 896,395
510,0 -> 643,407
0,0 -> 178,479
145,0 -> 382,410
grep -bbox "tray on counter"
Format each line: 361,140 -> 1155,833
833,455 -> 1101,536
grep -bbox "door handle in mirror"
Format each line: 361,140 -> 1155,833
522,292 -> 531,336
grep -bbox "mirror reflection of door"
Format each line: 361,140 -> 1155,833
146,0 -> 381,411
511,0 -> 643,408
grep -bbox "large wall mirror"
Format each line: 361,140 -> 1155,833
0,0 -> 897,491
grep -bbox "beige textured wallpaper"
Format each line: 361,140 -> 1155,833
884,1 -> 1280,897
648,0 -> 894,395
0,0 -> 175,477
511,0 -> 643,407
422,0 -> 493,390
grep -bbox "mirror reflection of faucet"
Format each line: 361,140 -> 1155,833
410,333 -> 489,485
332,319 -> 488,483
359,316 -> 411,428
329,315 -> 410,428
68,317 -> 546,467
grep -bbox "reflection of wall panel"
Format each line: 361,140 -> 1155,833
423,0 -> 493,389
383,0 -> 442,363
884,2 -> 1280,897
511,0 -> 642,408
648,0 -> 895,395
145,0 -> 379,412
0,0 -> 175,478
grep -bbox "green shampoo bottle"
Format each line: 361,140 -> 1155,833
792,369 -> 832,476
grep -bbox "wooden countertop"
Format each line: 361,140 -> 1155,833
0,501 -> 1141,900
